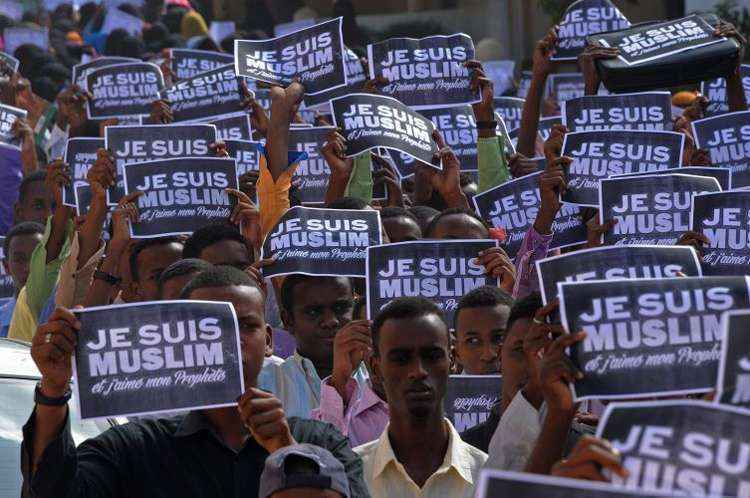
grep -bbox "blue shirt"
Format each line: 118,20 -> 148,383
0,296 -> 17,338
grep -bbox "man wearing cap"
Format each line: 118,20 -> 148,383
260,443 -> 351,498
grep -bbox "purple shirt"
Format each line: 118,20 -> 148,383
512,226 -> 554,300
310,377 -> 389,448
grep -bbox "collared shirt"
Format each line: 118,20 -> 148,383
512,226 -> 554,300
21,409 -> 370,498
258,351 -> 369,419
0,296 -> 15,337
485,390 -> 544,471
354,419 -> 487,498
311,376 -> 389,447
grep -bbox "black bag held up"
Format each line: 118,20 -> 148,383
589,14 -> 741,93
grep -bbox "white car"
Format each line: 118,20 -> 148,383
0,338 -> 121,497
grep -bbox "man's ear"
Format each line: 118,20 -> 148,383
369,351 -> 383,386
264,324 -> 274,357
280,308 -> 294,331
13,202 -> 21,223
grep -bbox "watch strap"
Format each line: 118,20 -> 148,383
93,269 -> 121,285
35,382 -> 72,406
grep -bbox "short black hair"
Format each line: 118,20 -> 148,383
3,221 -> 44,257
182,223 -> 247,260
379,206 -> 418,222
424,207 -> 490,238
18,171 -> 47,205
158,258 -> 213,297
280,275 -> 352,313
507,292 -> 543,330
371,297 -> 445,355
179,264 -> 263,299
129,236 -> 185,282
325,196 -> 369,210
408,205 -> 439,233
454,286 -> 514,331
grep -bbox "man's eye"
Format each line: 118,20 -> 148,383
305,308 -> 322,318
332,302 -> 352,315
466,337 -> 480,347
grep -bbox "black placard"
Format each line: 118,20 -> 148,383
171,49 -> 235,80
86,62 -> 165,120
261,206 -> 382,278
517,71 -> 532,99
366,240 -> 498,325
563,92 -> 672,132
444,375 -> 502,433
472,171 -> 587,258
289,126 -> 334,205
123,157 -> 238,238
492,96 -> 524,132
234,18 -> 346,96
62,137 -> 104,208
224,139 -> 262,176
0,51 -> 20,73
600,173 -> 721,246
553,0 -> 630,61
367,33 -> 479,109
0,102 -> 26,150
161,65 -> 246,122
559,276 -> 750,400
331,93 -> 438,166
548,73 -> 586,106
105,123 -> 218,205
701,64 -> 750,117
562,130 -> 685,207
597,400 -> 750,497
420,105 -> 478,170
539,116 -> 562,141
691,110 -> 750,188
691,190 -> 750,276
74,183 -> 93,217
718,310 -> 750,408
72,56 -> 139,86
303,47 -> 367,107
536,245 -> 702,305
0,237 -> 15,299
679,166 -> 732,190
597,15 -> 723,66
72,300 -> 243,419
208,112 -> 253,141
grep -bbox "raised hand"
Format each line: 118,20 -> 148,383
476,247 -> 516,293
330,319 -> 372,398
551,435 -> 628,482
31,308 -> 81,397
238,387 -> 296,453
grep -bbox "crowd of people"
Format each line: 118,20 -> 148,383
0,0 -> 747,497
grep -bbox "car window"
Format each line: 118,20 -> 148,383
0,378 -> 113,497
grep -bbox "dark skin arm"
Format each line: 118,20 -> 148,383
716,21 -> 748,112
579,43 -> 619,96
517,28 -> 557,157
44,161 -> 73,264
466,60 -> 496,138
534,124 -> 570,235
267,82 -> 304,181
322,129 -> 353,205
12,117 -> 37,175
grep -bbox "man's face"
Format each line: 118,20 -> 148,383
4,232 -> 43,289
430,213 -> 488,240
189,284 -> 270,387
199,239 -> 251,269
454,304 -> 510,375
382,215 -> 421,243
283,277 -> 354,371
501,317 -> 532,408
15,180 -> 51,225
374,314 -> 450,421
159,271 -> 198,300
133,242 -> 184,301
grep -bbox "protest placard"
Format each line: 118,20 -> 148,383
171,49 -> 235,80
679,166 -> 732,190
234,18 -> 346,96
691,110 -> 750,188
105,123 -> 217,205
72,56 -> 139,87
597,15 -> 724,66
717,310 -> 750,408
548,73 -> 586,105
161,65 -> 245,122
86,62 -> 165,120
597,400 -> 750,497
331,93 -> 438,167
0,0 -> 23,21
261,206 -> 382,278
3,26 -> 48,55
496,114 -> 516,156
476,469 -> 677,498
536,245 -> 702,305
473,171 -> 587,258
563,92 -> 672,132
366,240 -> 499,324
62,138 -> 104,208
0,103 -> 26,150
517,71 -> 532,99
208,112 -> 253,141
559,276 -> 750,400
483,60 -> 515,96
224,139 -> 261,176
538,116 -> 562,141
74,183 -> 93,217
367,33 -> 479,109
492,96 -> 524,132
691,190 -> 750,276
72,300 -> 243,419
123,157 -> 238,237
0,237 -> 15,299
701,64 -> 750,116
289,126 -> 334,204
419,105 -> 478,170
303,47 -> 367,107
0,51 -> 19,73
562,130 -> 685,206
101,7 -> 142,36
553,0 -> 630,61
445,375 -> 502,433
600,173 -> 721,246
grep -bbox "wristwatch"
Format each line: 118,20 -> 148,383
93,270 -> 121,286
476,120 -> 498,130
34,382 -> 72,406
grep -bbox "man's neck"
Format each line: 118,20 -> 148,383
296,350 -> 332,380
388,412 -> 449,488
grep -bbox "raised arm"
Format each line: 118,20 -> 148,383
716,21 -> 748,113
